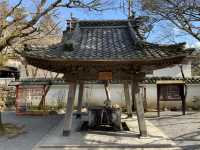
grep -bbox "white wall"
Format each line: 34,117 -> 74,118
144,84 -> 200,109
0,78 -> 15,86
19,84 -> 127,107
16,83 -> 200,109
147,63 -> 192,77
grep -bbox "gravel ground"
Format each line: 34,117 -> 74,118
146,111 -> 200,150
0,111 -> 63,150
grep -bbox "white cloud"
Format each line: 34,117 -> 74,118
173,27 -> 181,35
190,42 -> 200,48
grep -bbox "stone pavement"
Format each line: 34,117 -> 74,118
33,114 -> 180,150
0,112 -> 63,150
147,111 -> 200,150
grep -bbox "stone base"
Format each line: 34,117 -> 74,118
140,131 -> 148,137
62,130 -> 71,136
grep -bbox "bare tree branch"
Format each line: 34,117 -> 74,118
142,0 -> 200,42
0,0 -> 108,52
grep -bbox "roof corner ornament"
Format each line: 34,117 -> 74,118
66,13 -> 78,32
63,13 -> 80,52
128,0 -> 133,18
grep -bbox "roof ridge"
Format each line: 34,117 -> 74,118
78,19 -> 128,22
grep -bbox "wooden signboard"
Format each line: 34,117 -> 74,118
159,85 -> 182,101
156,80 -> 185,117
98,72 -> 112,80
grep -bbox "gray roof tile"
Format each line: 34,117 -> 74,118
23,20 -> 194,61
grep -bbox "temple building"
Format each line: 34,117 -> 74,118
22,18 -> 194,137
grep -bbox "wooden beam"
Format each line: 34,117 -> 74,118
63,83 -> 77,136
123,81 -> 132,117
63,68 -> 145,82
77,82 -> 84,112
133,81 -> 147,137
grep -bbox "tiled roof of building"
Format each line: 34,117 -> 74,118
9,78 -> 65,86
23,20 -> 193,61
0,66 -> 19,72
9,77 -> 200,86
142,77 -> 200,84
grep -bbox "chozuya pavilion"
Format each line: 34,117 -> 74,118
22,17 -> 193,137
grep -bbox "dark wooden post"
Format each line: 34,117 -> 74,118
77,82 -> 84,112
157,85 -> 160,117
133,81 -> 147,137
123,81 -> 132,117
63,83 -> 77,136
181,85 -> 186,115
131,81 -> 136,111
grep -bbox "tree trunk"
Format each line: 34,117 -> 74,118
38,73 -> 59,109
179,65 -> 187,113
38,85 -> 49,110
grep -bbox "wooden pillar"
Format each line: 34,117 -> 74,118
157,85 -> 160,117
63,83 -> 77,136
131,81 -> 136,111
133,81 -> 147,137
77,82 -> 84,112
123,81 -> 132,117
181,85 -> 186,115
104,81 -> 111,107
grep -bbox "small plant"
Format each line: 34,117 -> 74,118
0,123 -> 25,138
57,95 -> 65,110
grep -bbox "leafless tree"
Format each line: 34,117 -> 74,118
141,0 -> 200,42
0,0 -> 111,53
0,0 -> 112,129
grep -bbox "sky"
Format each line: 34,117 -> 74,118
6,0 -> 200,48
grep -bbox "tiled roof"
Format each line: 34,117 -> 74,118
9,77 -> 200,86
0,66 -> 19,72
23,20 -> 193,61
142,77 -> 200,84
9,78 -> 65,86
